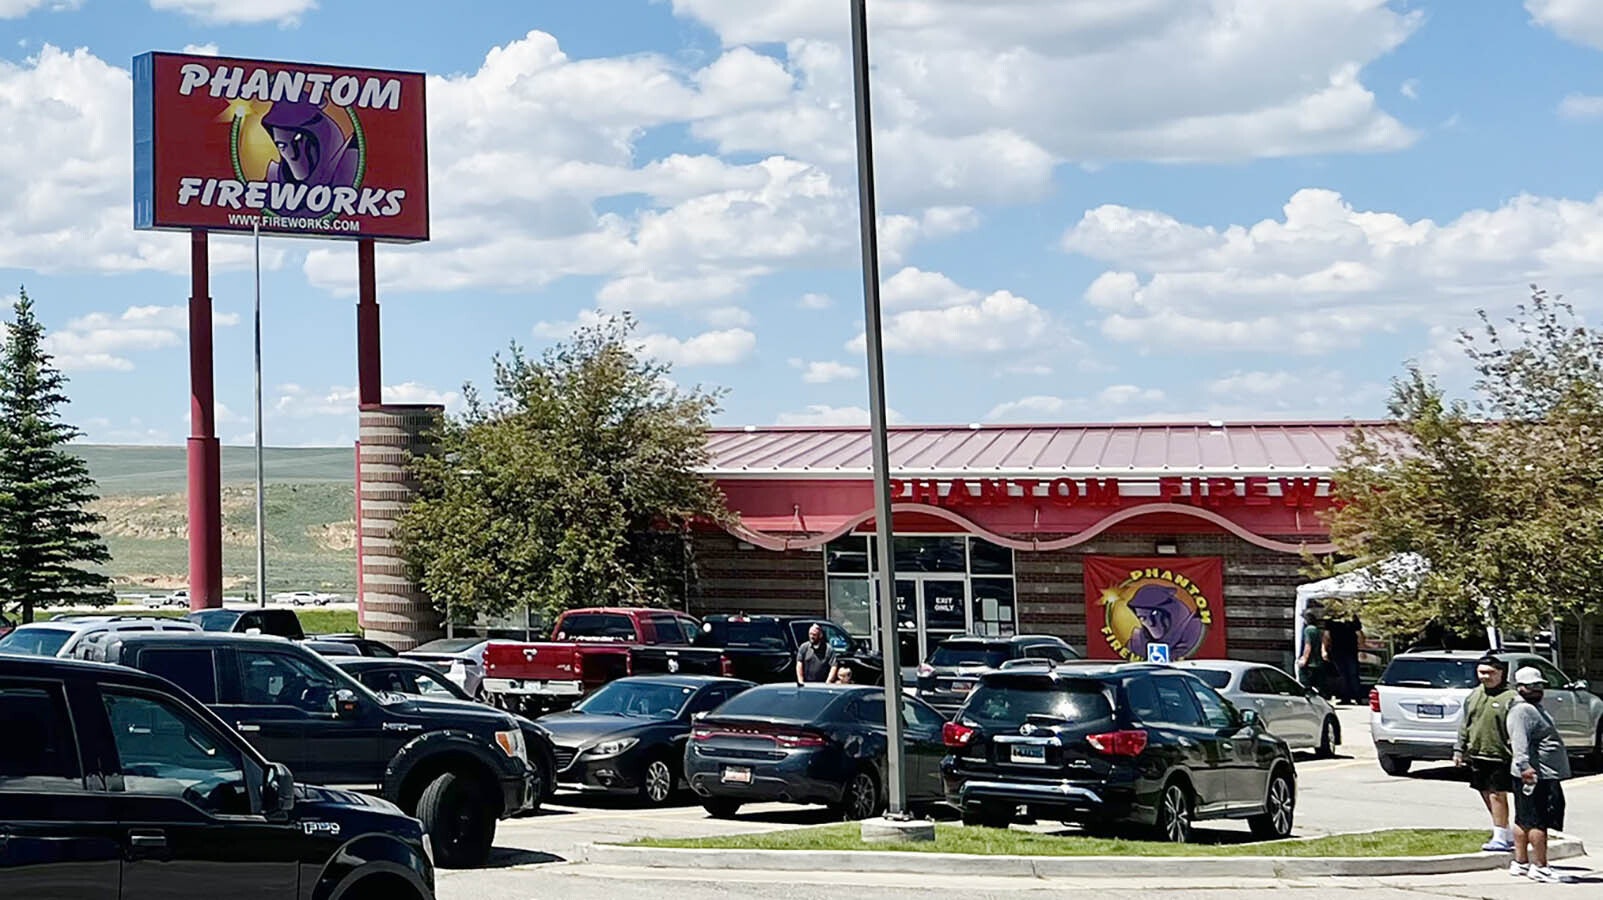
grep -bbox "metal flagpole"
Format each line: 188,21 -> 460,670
254,222 -> 267,608
850,0 -> 908,820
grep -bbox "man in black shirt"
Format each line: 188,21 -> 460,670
1323,614 -> 1365,704
795,624 -> 840,684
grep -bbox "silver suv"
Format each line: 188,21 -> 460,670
0,615 -> 200,658
1369,650 -> 1603,776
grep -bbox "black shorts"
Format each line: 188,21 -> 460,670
1468,758 -> 1513,793
1514,780 -> 1566,832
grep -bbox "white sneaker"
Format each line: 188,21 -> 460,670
1529,866 -> 1576,884
1509,861 -> 1529,877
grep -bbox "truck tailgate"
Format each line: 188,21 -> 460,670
484,642 -> 585,681
631,646 -> 727,677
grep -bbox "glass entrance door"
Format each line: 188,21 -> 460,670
884,578 -> 971,671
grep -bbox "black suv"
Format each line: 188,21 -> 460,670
186,608 -> 307,640
0,655 -> 434,899
75,633 -> 536,867
941,662 -> 1297,842
916,634 -> 1081,716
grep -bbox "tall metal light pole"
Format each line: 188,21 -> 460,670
850,0 -> 909,820
253,222 -> 267,608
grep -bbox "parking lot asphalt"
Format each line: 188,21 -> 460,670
441,705 -> 1602,899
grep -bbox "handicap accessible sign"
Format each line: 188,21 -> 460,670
1147,643 -> 1171,664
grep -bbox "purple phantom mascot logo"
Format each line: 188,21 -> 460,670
261,101 -> 359,213
1126,584 -> 1205,660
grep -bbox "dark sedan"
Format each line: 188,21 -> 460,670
330,656 -> 559,803
686,684 -> 950,820
533,676 -> 754,806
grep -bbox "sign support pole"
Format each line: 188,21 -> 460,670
850,0 -> 910,821
253,223 -> 267,608
185,229 -> 223,609
357,239 -> 381,406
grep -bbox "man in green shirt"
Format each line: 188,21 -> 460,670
1454,655 -> 1515,852
1296,610 -> 1325,695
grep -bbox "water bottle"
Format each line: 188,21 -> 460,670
1523,778 -> 1536,796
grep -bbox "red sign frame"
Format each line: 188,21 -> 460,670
1084,556 -> 1227,661
134,51 -> 429,242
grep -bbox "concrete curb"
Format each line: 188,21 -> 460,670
582,833 -> 1587,878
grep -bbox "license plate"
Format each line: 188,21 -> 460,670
947,680 -> 975,693
1417,703 -> 1444,718
1010,744 -> 1047,764
720,766 -> 752,784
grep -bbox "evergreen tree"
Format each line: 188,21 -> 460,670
0,289 -> 113,622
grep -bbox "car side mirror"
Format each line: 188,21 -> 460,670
692,711 -> 708,721
262,762 -> 295,816
332,688 -> 361,719
1568,680 -> 1591,692
1240,709 -> 1261,729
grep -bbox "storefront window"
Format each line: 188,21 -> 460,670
827,576 -> 873,636
825,537 -> 869,574
969,538 -> 1014,575
892,536 -> 966,573
971,577 -> 1017,637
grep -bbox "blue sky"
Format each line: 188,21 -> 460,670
4,0 -> 1603,446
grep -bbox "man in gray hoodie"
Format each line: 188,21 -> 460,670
1506,666 -> 1575,883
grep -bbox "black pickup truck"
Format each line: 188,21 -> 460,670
694,615 -> 884,684
73,633 -> 537,868
0,654 -> 435,899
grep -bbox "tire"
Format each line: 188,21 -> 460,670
834,769 -> 884,821
1316,718 -> 1338,758
702,798 -> 742,819
960,804 -> 1013,829
638,754 -> 677,807
416,771 -> 497,869
1153,781 -> 1193,843
1377,754 -> 1412,776
1248,771 -> 1296,840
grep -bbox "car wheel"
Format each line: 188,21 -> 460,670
1249,771 -> 1295,840
702,798 -> 742,819
1154,782 -> 1193,843
1316,717 -> 1338,758
960,804 -> 1013,829
416,771 -> 496,868
639,755 -> 677,807
1377,754 -> 1412,776
834,769 -> 883,821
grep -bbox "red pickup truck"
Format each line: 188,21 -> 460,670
481,608 -> 728,713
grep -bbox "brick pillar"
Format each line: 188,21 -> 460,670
357,404 -> 444,650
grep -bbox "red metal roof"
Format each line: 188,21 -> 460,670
703,421 -> 1374,478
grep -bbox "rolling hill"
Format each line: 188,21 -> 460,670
73,445 -> 358,594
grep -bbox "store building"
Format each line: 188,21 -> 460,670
688,422 -> 1354,670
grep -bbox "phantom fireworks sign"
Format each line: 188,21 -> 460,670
134,52 -> 429,242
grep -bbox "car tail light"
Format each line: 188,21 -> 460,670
1369,688 -> 1380,712
774,731 -> 828,749
720,655 -> 734,678
943,722 -> 976,749
625,654 -> 634,677
916,663 -> 935,678
1086,729 -> 1149,757
692,726 -> 714,742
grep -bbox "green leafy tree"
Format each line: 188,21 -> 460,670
1324,288 -> 1603,672
0,289 -> 114,622
396,314 -> 728,624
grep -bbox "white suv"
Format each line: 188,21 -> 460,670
1370,649 -> 1603,775
0,615 -> 201,658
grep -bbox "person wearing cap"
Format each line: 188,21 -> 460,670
1506,665 -> 1575,883
1453,655 -> 1516,852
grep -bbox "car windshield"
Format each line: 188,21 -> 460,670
0,627 -> 74,656
409,638 -> 483,655
960,677 -> 1114,731
187,610 -> 240,632
700,620 -> 788,649
713,686 -> 841,722
1186,669 -> 1232,689
575,680 -> 696,718
1380,658 -> 1480,689
930,643 -> 1012,668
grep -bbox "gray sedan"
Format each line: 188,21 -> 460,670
1172,660 -> 1339,756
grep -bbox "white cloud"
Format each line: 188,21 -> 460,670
635,328 -> 757,367
1063,187 -> 1603,355
1207,370 -> 1302,397
180,43 -> 219,56
797,360 -> 859,384
1098,385 -> 1166,406
1400,79 -> 1420,100
849,271 -> 1060,358
0,0 -> 78,16
701,306 -> 753,327
1559,93 -> 1603,120
1527,0 -> 1603,50
880,266 -> 979,309
42,304 -> 240,372
596,271 -> 749,311
274,382 -> 462,418
773,404 -> 905,426
799,293 -> 834,310
985,395 -> 1067,421
149,0 -> 316,25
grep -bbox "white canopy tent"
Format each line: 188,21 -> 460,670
1293,554 -> 1429,668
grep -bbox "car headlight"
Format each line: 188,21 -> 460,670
588,737 -> 639,758
495,728 -> 526,760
